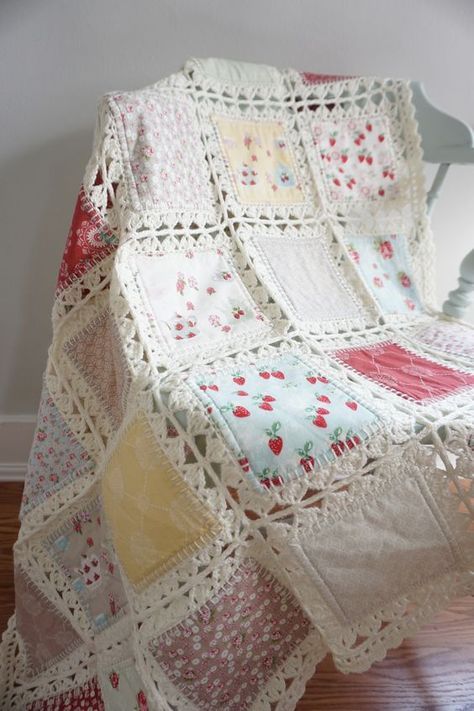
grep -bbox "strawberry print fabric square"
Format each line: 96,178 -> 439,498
15,565 -> 81,676
413,320 -> 474,360
334,341 -> 474,402
149,558 -> 311,710
312,116 -> 400,202
249,235 -> 363,324
44,497 -> 127,631
64,309 -> 130,428
214,116 -> 304,205
191,353 -> 380,489
20,383 -> 93,518
26,678 -> 105,711
345,233 -> 421,315
98,662 -> 149,711
114,92 -> 213,213
134,248 -> 269,353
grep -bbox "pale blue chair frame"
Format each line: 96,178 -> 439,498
411,82 -> 474,318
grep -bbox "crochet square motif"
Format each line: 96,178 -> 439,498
114,92 -> 214,213
334,341 -> 474,402
44,497 -> 128,631
191,353 -> 380,489
214,116 -> 305,205
134,247 -> 269,353
312,115 -> 400,202
346,233 -> 421,314
102,417 -> 220,587
149,558 -> 312,710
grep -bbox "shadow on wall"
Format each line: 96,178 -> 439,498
1,129 -> 92,413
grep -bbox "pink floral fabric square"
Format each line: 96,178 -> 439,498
312,116 -> 400,202
149,559 -> 311,710
334,341 -> 474,402
20,383 -> 93,518
113,92 -> 213,213
26,678 -> 105,710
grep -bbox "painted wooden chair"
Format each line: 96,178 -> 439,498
411,82 -> 474,318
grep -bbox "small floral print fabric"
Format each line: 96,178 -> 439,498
44,497 -> 128,631
64,309 -> 130,427
334,341 -> 474,402
249,235 -> 363,324
26,678 -> 105,711
56,187 -> 118,291
312,116 -> 400,202
102,417 -> 220,586
15,566 -> 82,675
214,116 -> 304,205
413,320 -> 474,360
20,383 -> 94,518
134,248 -> 269,353
191,354 -> 380,489
114,92 -> 214,213
149,558 -> 312,710
345,233 -> 421,315
98,662 -> 149,711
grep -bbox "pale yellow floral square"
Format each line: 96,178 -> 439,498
102,417 -> 220,586
214,116 -> 305,205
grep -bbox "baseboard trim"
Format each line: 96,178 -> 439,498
0,416 -> 35,482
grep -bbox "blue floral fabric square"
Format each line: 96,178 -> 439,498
191,354 -> 380,489
345,233 -> 422,315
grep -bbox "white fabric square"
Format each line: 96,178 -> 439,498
134,248 -> 269,352
248,235 -> 364,325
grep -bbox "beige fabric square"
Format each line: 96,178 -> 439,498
214,116 -> 304,205
291,470 -> 460,625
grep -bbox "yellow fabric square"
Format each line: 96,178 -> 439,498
215,116 -> 305,205
102,417 -> 220,586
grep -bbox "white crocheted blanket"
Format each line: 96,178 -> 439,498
2,57 -> 474,711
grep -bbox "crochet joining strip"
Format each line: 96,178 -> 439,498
1,57 -> 474,711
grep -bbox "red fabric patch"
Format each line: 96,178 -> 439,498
56,187 -> 117,292
301,72 -> 353,85
334,341 -> 474,403
26,677 -> 104,710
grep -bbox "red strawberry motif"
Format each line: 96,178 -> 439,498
259,402 -> 273,411
109,671 -> 119,689
378,133 -> 385,142
341,151 -> 349,163
398,272 -> 411,288
330,427 -> 346,456
137,690 -> 149,711
262,395 -> 276,402
271,370 -> 285,380
238,457 -> 250,472
316,407 -> 330,415
378,188 -> 385,196
259,370 -> 271,380
333,177 -> 341,187
266,422 -> 283,455
208,384 -> 219,391
346,431 -> 362,449
366,155 -> 373,165
297,441 -> 315,472
329,134 -> 337,146
306,372 -> 317,384
313,415 -> 327,428
233,406 -> 250,418
317,395 -> 331,403
366,122 -> 373,132
233,374 -> 245,385
378,239 -> 394,259
345,400 -> 358,411
260,470 -> 284,488
235,390 -> 248,396
318,375 -> 329,384
199,384 -> 207,391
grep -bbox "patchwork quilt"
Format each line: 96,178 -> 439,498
1,57 -> 474,711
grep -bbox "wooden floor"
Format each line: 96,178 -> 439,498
1,482 -> 473,710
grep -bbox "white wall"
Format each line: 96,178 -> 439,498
1,0 -> 473,416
